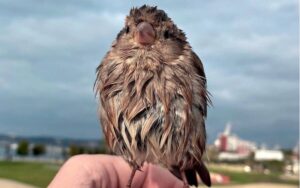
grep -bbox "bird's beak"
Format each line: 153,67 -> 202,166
135,22 -> 155,45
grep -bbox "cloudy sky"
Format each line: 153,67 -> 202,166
0,0 -> 298,148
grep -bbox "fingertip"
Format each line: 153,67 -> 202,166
143,164 -> 184,188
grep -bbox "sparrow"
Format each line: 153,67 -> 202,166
95,5 -> 211,187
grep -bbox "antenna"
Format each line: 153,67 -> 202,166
224,122 -> 232,136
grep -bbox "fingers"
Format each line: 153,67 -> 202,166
48,154 -> 184,188
48,155 -> 98,188
100,156 -> 184,188
143,164 -> 184,188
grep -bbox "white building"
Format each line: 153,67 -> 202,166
254,149 -> 284,161
218,152 -> 249,161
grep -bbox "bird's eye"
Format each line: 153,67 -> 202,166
164,30 -> 170,39
125,26 -> 130,34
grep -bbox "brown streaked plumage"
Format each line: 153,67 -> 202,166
95,5 -> 211,187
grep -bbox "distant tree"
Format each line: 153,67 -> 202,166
32,144 -> 46,156
79,146 -> 85,154
282,149 -> 293,161
99,145 -> 109,154
17,140 -> 29,156
68,144 -> 108,156
99,140 -> 108,154
282,149 -> 293,155
69,145 -> 83,156
69,145 -> 78,156
261,160 -> 285,173
86,147 -> 105,154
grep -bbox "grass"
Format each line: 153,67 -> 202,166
210,166 -> 299,186
0,161 -> 59,187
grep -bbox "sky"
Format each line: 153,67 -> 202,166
0,0 -> 298,148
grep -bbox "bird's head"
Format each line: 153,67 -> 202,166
111,5 -> 188,62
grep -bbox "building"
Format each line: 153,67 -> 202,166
0,141 -> 11,160
214,123 -> 257,154
214,123 -> 257,161
254,149 -> 284,161
218,152 -> 250,161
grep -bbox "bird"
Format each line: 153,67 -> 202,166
94,5 -> 211,187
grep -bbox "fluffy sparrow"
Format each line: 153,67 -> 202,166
95,5 -> 211,187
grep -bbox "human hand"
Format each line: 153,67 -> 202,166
48,154 -> 184,188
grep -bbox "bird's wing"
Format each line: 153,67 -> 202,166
94,53 -> 125,150
188,51 -> 211,187
191,51 -> 211,116
191,51 -> 206,83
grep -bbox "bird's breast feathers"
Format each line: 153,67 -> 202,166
96,50 -> 208,168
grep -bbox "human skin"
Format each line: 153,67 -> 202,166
48,154 -> 184,188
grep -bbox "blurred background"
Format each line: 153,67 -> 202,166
0,0 -> 298,187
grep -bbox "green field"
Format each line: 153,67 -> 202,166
0,161 -> 298,187
0,161 -> 59,187
210,167 -> 299,186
